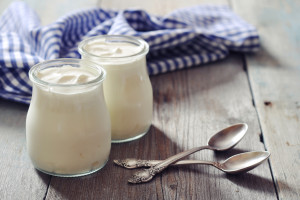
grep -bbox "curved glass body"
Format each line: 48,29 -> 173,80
26,59 -> 111,177
79,35 -> 153,143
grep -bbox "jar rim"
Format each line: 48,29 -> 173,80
78,35 -> 149,60
29,58 -> 106,88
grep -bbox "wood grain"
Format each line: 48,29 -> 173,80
232,0 -> 300,199
1,0 -> 295,199
101,0 -> 227,15
0,2 -> 52,199
0,0 -> 11,15
45,54 -> 276,200
0,0 -> 100,25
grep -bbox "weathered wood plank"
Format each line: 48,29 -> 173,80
0,1 -> 99,199
45,54 -> 276,200
232,0 -> 300,199
100,0 -> 227,15
0,0 -> 99,25
0,100 -> 50,200
0,1 -> 51,199
0,0 -> 281,199
26,0 -> 100,25
0,0 -> 11,15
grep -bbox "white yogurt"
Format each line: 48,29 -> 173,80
84,41 -> 143,57
36,65 -> 97,84
79,36 -> 153,143
26,60 -> 111,176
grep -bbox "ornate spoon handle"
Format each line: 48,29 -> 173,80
114,159 -> 215,169
128,145 -> 211,183
154,145 -> 211,169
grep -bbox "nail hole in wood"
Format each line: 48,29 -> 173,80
264,101 -> 272,106
259,133 -> 264,143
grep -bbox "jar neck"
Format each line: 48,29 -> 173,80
78,35 -> 149,63
29,59 -> 106,89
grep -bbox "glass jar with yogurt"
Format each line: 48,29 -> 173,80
78,35 -> 153,143
26,58 -> 111,177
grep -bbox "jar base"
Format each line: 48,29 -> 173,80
111,126 -> 150,143
34,159 -> 108,177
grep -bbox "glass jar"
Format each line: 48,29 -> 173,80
26,58 -> 111,177
78,35 -> 153,143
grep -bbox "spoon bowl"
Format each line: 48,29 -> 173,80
115,123 -> 248,169
220,151 -> 270,174
115,151 -> 270,171
208,123 -> 248,151
127,151 -> 270,183
126,123 -> 248,183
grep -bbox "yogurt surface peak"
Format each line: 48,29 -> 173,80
84,40 -> 143,57
37,65 -> 97,84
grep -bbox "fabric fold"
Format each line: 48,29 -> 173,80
0,2 -> 259,104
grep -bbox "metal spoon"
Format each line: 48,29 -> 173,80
115,151 -> 270,169
127,151 -> 270,183
118,151 -> 270,172
115,123 -> 247,169
125,123 -> 248,183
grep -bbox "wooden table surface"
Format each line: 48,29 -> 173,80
0,0 -> 299,199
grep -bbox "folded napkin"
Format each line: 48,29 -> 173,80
0,2 -> 259,104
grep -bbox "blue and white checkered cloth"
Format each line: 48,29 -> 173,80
0,2 -> 259,104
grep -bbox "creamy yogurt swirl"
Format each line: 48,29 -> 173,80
84,40 -> 143,57
37,65 -> 97,84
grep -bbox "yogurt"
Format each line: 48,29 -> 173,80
36,65 -> 97,84
26,59 -> 111,177
79,35 -> 153,143
84,41 -> 143,57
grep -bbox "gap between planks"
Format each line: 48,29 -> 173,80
241,53 -> 280,200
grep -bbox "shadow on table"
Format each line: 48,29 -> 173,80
40,125 -> 183,199
213,148 -> 249,160
166,165 -> 277,195
110,125 -> 183,159
225,173 -> 276,194
35,169 -> 52,185
226,172 -> 298,196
